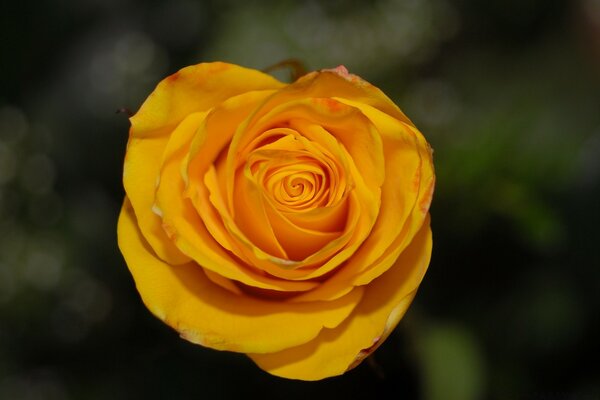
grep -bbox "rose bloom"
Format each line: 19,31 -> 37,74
117,62 -> 434,380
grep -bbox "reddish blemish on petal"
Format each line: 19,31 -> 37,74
178,328 -> 235,351
346,336 -> 381,371
166,71 -> 180,82
411,166 -> 422,193
419,176 -> 435,214
209,62 -> 231,73
323,65 -> 350,76
312,97 -> 346,113
322,65 -> 369,87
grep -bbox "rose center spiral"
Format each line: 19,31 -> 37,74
256,156 -> 328,211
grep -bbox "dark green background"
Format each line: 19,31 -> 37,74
1,0 -> 599,399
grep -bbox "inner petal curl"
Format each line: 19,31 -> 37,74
250,150 -> 330,212
230,128 -> 351,261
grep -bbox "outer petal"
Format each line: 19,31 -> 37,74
124,134 -> 190,265
129,62 -> 285,138
241,67 -> 414,132
291,103 -> 434,302
118,199 -> 365,354
249,216 -> 432,380
317,65 -> 414,126
124,62 -> 283,263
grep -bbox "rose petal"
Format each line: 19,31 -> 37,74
156,135 -> 319,291
248,217 -> 432,380
336,102 -> 434,285
124,130 -> 190,265
228,97 -> 385,204
185,90 -> 279,257
232,67 -> 415,139
125,62 -> 283,264
210,96 -> 383,278
291,102 -> 434,302
118,199 -> 365,354
130,62 -> 284,138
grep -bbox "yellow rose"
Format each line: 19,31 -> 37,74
117,62 -> 434,380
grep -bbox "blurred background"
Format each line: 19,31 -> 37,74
1,0 -> 599,398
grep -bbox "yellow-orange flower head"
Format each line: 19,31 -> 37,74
118,62 -> 435,380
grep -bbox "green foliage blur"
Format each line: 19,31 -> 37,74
1,0 -> 599,399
